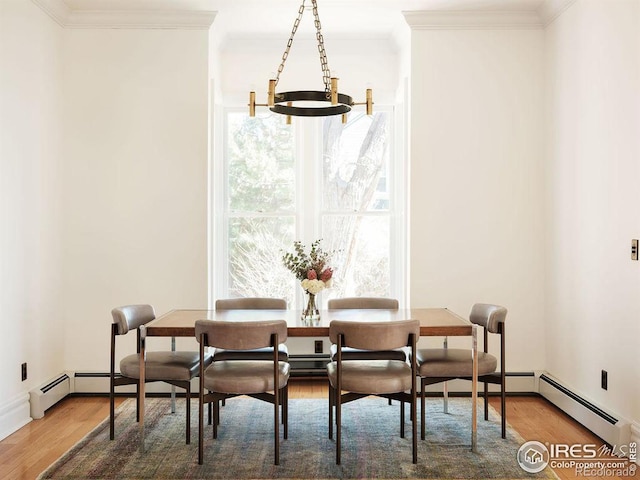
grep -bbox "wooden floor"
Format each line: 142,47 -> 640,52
0,380 -> 637,480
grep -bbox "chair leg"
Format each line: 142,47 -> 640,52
109,380 -> 115,440
208,396 -> 212,425
213,400 -> 219,439
186,386 -> 191,445
328,385 -> 334,439
198,389 -> 204,464
336,390 -> 341,465
501,374 -> 506,439
136,382 -> 140,422
283,386 -> 288,440
412,387 -> 417,464
484,380 -> 489,421
421,378 -> 426,440
274,388 -> 280,465
400,399 -> 405,438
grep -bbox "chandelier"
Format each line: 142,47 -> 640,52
248,0 -> 373,123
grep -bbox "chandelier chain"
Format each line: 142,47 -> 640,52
311,0 -> 331,95
274,0 -> 331,95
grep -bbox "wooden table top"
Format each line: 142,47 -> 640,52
146,307 -> 472,338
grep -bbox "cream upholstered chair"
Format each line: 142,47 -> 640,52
417,303 -> 507,439
327,319 -> 420,464
110,304 -> 211,444
214,298 -> 288,361
195,319 -> 290,465
327,297 -> 406,361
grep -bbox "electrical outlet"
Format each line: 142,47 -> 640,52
632,239 -> 638,261
601,370 -> 608,390
21,363 -> 27,382
314,340 -> 323,354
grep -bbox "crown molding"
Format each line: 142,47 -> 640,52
31,0 -> 70,26
402,10 -> 543,30
31,0 -> 216,29
537,0 -> 577,26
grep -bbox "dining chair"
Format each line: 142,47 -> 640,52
328,297 -> 405,407
416,303 -> 507,439
328,297 -> 406,361
214,298 -> 288,361
195,319 -> 290,465
327,319 -> 420,464
110,304 -> 211,444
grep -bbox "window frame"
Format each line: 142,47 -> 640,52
211,104 -> 407,309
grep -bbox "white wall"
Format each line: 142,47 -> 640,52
0,1 -> 211,439
408,24 -> 546,368
61,28 -> 210,370
0,0 -> 65,437
218,35 -> 401,106
544,0 -> 640,424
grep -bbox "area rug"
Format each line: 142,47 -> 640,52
39,396 -> 557,479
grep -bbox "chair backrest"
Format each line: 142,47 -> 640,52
215,297 -> 287,310
469,303 -> 507,334
111,304 -> 155,335
327,297 -> 398,310
329,320 -> 419,351
195,320 -> 288,350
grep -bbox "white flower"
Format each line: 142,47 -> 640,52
301,278 -> 326,294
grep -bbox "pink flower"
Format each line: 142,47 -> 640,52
307,269 -> 317,280
320,268 -> 333,282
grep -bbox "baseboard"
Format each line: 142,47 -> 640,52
539,373 -> 631,448
0,393 -> 32,441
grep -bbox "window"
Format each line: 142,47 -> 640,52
215,107 -> 404,308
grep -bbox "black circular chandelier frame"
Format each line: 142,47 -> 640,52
248,0 -> 371,121
270,91 -> 353,117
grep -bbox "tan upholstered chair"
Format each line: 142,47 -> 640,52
196,319 -> 290,465
214,298 -> 288,361
328,297 -> 406,361
327,319 -> 420,464
417,303 -> 507,439
110,304 -> 211,444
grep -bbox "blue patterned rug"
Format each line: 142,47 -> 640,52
39,396 -> 557,479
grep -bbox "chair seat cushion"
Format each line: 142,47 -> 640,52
213,344 -> 288,362
326,360 -> 413,395
203,360 -> 290,394
329,344 -> 408,362
416,348 -> 497,378
120,351 -> 211,382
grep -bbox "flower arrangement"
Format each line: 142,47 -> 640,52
282,239 -> 334,295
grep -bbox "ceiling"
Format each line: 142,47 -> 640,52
58,0 -> 549,37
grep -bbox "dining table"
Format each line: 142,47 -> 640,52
137,307 -> 479,453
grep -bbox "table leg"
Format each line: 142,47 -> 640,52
139,325 -> 146,453
471,324 -> 478,453
170,337 -> 176,413
443,337 -> 449,414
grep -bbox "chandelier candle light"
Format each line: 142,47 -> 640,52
248,0 -> 373,124
282,239 -> 335,325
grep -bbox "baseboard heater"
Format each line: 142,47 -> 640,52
539,373 -> 631,447
29,374 -> 71,419
289,354 -> 330,377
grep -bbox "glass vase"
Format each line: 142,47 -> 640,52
301,292 -> 320,326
